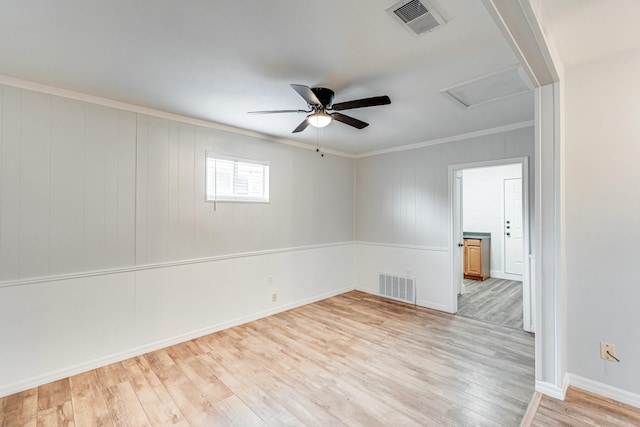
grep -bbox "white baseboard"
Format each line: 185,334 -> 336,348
490,270 -> 523,281
354,286 -> 452,313
416,299 -> 451,313
535,373 -> 569,400
568,373 -> 640,409
0,285 -> 354,398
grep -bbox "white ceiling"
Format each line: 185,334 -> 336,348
0,0 -> 534,154
540,0 -> 640,68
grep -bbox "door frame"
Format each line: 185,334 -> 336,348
448,156 -> 533,332
454,170 -> 464,295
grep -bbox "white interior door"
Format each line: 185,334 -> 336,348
504,178 -> 523,275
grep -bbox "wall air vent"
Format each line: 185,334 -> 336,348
378,273 -> 416,305
387,0 -> 445,36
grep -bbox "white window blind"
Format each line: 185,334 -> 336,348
206,154 -> 270,203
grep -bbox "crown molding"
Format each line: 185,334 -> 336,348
0,74 -> 355,159
355,120 -> 534,158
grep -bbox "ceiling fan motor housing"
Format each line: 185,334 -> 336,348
310,87 -> 335,107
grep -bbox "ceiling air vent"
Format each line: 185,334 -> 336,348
387,0 -> 445,36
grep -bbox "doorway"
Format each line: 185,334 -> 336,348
449,158 -> 533,332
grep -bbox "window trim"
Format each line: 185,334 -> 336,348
205,152 -> 270,204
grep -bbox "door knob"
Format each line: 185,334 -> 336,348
506,232 -> 511,237
458,243 -> 464,247
506,220 -> 511,224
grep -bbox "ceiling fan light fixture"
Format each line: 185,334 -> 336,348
307,112 -> 332,128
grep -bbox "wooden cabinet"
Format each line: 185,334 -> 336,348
464,238 -> 490,281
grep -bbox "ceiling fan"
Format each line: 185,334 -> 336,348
249,84 -> 391,133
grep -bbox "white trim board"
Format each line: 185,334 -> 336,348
489,271 -> 523,281
355,121 -> 534,158
0,285 -> 354,398
568,374 -> 640,409
354,241 -> 448,253
0,241 -> 354,289
536,374 -> 569,401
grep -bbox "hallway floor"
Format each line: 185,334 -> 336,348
458,278 -> 523,329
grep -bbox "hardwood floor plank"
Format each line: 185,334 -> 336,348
171,353 -> 233,404
37,379 -> 71,412
144,357 -> 227,426
102,381 -> 152,427
1,388 -> 38,427
164,342 -> 198,365
95,363 -> 129,390
144,349 -> 177,372
69,371 -> 114,427
120,357 -> 188,426
530,410 -> 567,426
36,401 -> 74,427
213,394 -> 266,426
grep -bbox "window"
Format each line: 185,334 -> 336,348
206,153 -> 270,203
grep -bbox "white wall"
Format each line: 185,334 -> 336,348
564,47 -> 640,399
0,88 -> 137,280
463,163 -> 522,276
354,127 -> 534,312
0,84 -> 354,396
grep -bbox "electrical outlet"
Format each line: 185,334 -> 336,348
600,342 -> 616,361
272,293 -> 278,302
268,275 -> 274,286
405,269 -> 411,277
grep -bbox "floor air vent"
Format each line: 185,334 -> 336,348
387,0 -> 445,36
378,273 -> 416,304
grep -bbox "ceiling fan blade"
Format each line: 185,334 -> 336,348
248,109 -> 308,114
331,95 -> 391,111
332,113 -> 369,129
292,118 -> 310,133
291,84 -> 322,106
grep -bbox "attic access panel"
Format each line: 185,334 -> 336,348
441,67 -> 532,109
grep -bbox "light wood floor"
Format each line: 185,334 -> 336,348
529,387 -> 640,426
458,278 -> 523,329
1,291 -> 535,426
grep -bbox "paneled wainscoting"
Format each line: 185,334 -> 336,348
0,291 -> 535,426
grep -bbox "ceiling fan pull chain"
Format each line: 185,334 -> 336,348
315,125 -> 324,158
